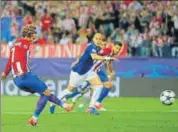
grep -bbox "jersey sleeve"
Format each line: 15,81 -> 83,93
3,50 -> 12,76
86,45 -> 97,55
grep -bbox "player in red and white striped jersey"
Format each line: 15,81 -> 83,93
1,25 -> 72,126
3,36 -> 32,78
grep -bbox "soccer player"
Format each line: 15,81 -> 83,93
62,41 -> 123,111
50,33 -> 116,115
95,41 -> 123,110
1,25 -> 72,126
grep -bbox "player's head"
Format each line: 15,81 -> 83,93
22,25 -> 37,42
92,33 -> 103,46
99,41 -> 107,49
112,41 -> 123,55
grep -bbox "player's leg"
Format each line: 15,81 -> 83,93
14,75 -> 49,126
97,81 -> 112,103
76,88 -> 93,112
86,72 -> 103,115
50,70 -> 83,114
95,70 -> 112,110
59,78 -> 91,111
65,81 -> 91,100
14,72 -> 72,126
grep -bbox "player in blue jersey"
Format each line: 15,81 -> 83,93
50,33 -> 116,115
60,41 -> 123,112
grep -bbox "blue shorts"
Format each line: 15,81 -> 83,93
13,72 -> 47,94
97,69 -> 109,83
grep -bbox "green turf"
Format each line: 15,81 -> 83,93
2,96 -> 178,132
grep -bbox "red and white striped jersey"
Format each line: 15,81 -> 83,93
3,38 -> 31,78
92,47 -> 112,72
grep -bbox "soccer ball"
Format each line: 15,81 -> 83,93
160,90 -> 176,106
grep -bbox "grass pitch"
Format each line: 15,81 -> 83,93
2,96 -> 178,132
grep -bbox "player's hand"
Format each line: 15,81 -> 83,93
110,57 -> 118,61
1,72 -> 7,80
105,57 -> 118,61
71,61 -> 78,68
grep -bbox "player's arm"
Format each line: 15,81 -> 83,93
71,55 -> 81,68
1,51 -> 12,79
91,53 -> 116,61
106,61 -> 115,81
91,47 -> 116,61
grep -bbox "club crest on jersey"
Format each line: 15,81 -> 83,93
92,49 -> 96,53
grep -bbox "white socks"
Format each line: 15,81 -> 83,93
58,89 -> 71,100
89,85 -> 102,108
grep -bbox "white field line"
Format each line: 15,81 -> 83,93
2,109 -> 178,115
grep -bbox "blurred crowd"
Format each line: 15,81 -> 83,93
1,0 -> 178,57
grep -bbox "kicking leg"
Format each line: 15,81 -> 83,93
95,81 -> 113,111
50,70 -> 83,114
49,86 -> 74,114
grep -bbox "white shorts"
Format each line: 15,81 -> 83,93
69,70 -> 98,87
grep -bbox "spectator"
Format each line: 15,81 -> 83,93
1,1 -> 178,58
78,5 -> 89,28
140,27 -> 152,56
23,12 -> 33,26
41,9 -> 53,35
10,18 -> 19,42
37,33 -> 47,45
110,28 -> 122,42
76,27 -> 88,45
61,11 -> 76,32
128,1 -> 143,11
35,19 -> 42,40
59,31 -> 72,45
172,12 -> 178,42
47,33 -> 55,44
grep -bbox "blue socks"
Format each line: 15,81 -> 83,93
34,94 -> 64,117
48,94 -> 63,107
65,81 -> 91,100
34,94 -> 49,118
65,88 -> 80,99
97,87 -> 110,103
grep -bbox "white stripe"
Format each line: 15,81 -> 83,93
92,60 -> 103,72
16,61 -> 23,74
26,50 -> 30,72
11,66 -> 16,78
2,109 -> 178,115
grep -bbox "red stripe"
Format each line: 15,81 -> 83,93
93,61 -> 103,72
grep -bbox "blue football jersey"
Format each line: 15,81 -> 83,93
72,42 -> 101,75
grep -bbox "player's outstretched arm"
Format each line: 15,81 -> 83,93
91,54 -> 117,61
71,55 -> 81,68
1,51 -> 12,79
106,61 -> 115,81
106,61 -> 114,74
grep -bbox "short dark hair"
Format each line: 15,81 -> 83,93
114,41 -> 123,47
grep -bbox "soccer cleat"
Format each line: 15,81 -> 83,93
87,107 -> 100,115
50,104 -> 56,114
94,103 -> 107,111
64,104 -> 73,112
29,117 -> 37,126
